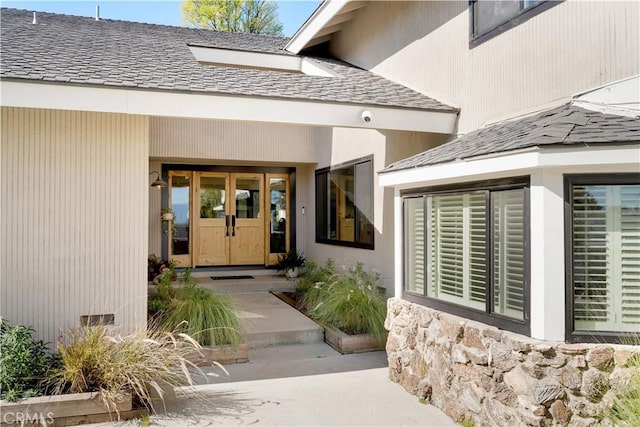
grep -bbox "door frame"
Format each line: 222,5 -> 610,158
164,165 -> 294,267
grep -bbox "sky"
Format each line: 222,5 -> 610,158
1,0 -> 321,36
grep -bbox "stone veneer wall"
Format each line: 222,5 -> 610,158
385,298 -> 640,426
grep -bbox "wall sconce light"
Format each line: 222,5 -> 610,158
149,171 -> 168,188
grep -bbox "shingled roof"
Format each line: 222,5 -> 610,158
382,103 -> 640,173
0,8 -> 455,112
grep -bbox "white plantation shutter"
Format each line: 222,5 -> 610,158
620,185 -> 640,326
492,189 -> 525,320
573,184 -> 640,332
405,197 -> 425,294
427,193 -> 486,310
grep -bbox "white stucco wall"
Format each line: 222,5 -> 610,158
0,107 -> 149,345
331,0 -> 639,134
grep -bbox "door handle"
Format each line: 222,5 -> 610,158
231,214 -> 236,237
225,215 -> 230,237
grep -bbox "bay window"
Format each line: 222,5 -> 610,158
404,179 -> 529,334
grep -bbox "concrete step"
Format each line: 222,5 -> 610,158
195,274 -> 295,294
232,292 -> 324,349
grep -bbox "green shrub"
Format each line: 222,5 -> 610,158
608,352 -> 640,427
0,318 -> 58,401
295,258 -> 338,307
50,323 -> 204,413
164,285 -> 242,347
301,261 -> 387,342
148,297 -> 171,319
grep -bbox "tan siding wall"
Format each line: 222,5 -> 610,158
148,160 -> 162,257
332,0 -> 639,133
0,107 -> 149,344
150,117 -> 323,163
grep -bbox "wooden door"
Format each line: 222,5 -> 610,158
194,172 -> 230,266
230,173 -> 264,265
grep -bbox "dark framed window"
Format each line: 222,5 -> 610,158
469,0 -> 562,47
403,178 -> 530,335
315,156 -> 374,249
565,174 -> 640,343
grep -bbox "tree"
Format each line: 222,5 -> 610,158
182,0 -> 283,36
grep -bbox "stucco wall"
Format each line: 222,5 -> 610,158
331,0 -> 639,134
1,107 -> 149,345
297,128 -> 446,294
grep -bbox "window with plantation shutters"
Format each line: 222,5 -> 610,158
570,181 -> 640,334
492,189 -> 525,320
426,193 -> 486,311
403,180 -> 529,334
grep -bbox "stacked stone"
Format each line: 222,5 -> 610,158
385,298 -> 639,427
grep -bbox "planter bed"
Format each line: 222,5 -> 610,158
272,291 -> 386,354
0,392 -> 145,427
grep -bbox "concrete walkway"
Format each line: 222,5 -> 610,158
111,273 -> 456,426
150,365 -> 457,426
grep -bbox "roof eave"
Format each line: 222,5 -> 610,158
379,144 -> 640,190
285,0 -> 367,54
0,79 -> 458,134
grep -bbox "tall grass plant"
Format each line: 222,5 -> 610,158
164,285 -> 242,347
49,323 -> 206,413
299,260 -> 387,343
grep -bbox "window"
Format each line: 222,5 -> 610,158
404,179 -> 529,334
470,0 -> 560,46
566,174 -> 640,343
316,157 -> 374,249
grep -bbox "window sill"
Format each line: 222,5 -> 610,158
403,291 -> 530,337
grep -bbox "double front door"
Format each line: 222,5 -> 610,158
167,171 -> 289,267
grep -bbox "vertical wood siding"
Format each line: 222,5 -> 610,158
148,160 -> 162,257
150,117 -> 322,163
332,0 -> 639,134
0,107 -> 149,344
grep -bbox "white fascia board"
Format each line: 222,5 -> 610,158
0,80 -> 457,133
285,0 -> 348,54
189,46 -> 336,77
379,144 -> 640,189
189,45 -> 302,72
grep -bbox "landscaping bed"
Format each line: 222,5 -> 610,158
274,290 -> 385,354
0,392 -> 144,427
271,259 -> 387,354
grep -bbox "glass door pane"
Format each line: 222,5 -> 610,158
269,177 -> 288,254
235,177 -> 261,219
200,177 -> 226,219
169,172 -> 191,265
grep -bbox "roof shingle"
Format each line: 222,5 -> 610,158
382,104 -> 640,173
0,8 -> 455,112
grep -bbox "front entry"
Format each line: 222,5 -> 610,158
166,170 -> 290,267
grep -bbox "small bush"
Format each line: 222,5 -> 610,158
300,261 -> 387,342
49,323 -> 203,413
0,318 -> 58,401
164,285 -> 242,347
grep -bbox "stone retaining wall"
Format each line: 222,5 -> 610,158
385,298 -> 640,426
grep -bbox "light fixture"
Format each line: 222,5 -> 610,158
149,171 -> 168,188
